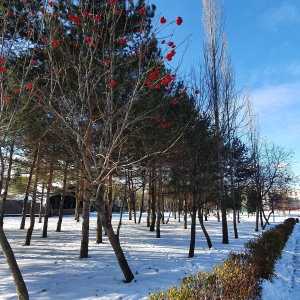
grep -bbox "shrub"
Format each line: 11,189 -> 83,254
149,218 -> 296,300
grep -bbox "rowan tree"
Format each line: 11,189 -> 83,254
2,0 -> 186,283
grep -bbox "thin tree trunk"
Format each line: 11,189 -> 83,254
255,203 -> 259,232
130,172 -> 137,224
20,148 -> 38,230
156,161 -> 162,238
188,195 -> 197,258
127,171 -> 132,221
80,122 -> 92,258
80,174 -> 90,257
38,182 -> 45,223
56,159 -> 69,232
94,184 -> 134,283
96,212 -> 102,243
147,167 -> 152,227
42,146 -> 55,238
204,204 -> 208,221
178,197 -> 181,223
25,142 -> 42,246
150,165 -> 156,232
1,139 -> 14,216
173,197 -> 177,220
230,172 -> 238,238
198,207 -> 213,249
183,195 -> 188,229
0,143 -> 4,195
138,171 -> 145,224
117,195 -> 126,238
75,177 -> 81,222
0,217 -> 29,300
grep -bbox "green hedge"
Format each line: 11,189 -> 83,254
149,218 -> 296,300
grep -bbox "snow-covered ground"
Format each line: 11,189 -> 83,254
0,212 -> 299,299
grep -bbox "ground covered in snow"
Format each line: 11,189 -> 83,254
0,212 -> 299,299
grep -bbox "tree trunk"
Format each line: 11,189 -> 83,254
80,123 -> 92,258
147,167 -> 152,227
80,174 -> 90,258
38,182 -> 45,223
128,171 -> 137,223
183,196 -> 188,229
94,184 -> 134,283
173,197 -> 177,220
156,161 -> 162,238
56,159 -> 69,232
42,146 -> 55,238
206,205 -> 210,221
150,165 -> 156,232
0,139 -> 14,217
0,143 -> 4,195
198,207 -> 213,249
96,212 -> 102,243
138,171 -> 146,224
117,195 -> 126,238
178,197 -> 181,223
188,196 -> 197,258
0,217 -> 29,300
230,175 -> 238,238
75,177 -> 81,222
25,142 -> 42,246
255,204 -> 259,232
20,148 -> 38,230
127,171 -> 132,221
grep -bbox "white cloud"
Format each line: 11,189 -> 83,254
252,81 -> 300,115
251,81 -> 300,175
260,1 -> 300,30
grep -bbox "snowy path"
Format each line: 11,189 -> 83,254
262,223 -> 300,299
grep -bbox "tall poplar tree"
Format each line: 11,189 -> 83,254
202,0 -> 230,244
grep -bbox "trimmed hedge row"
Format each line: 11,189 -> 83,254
149,218 -> 296,300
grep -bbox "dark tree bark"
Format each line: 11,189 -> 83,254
0,217 -> 29,300
183,194 -> 188,229
0,139 -> 14,216
20,148 -> 38,230
156,161 -> 162,238
93,184 -> 134,283
127,171 -> 132,221
80,174 -> 90,258
198,207 -> 213,249
42,146 -> 55,238
188,195 -> 197,258
38,182 -> 45,224
150,165 -> 156,232
130,172 -> 137,224
147,167 -> 152,227
138,171 -> 146,224
80,124 -> 92,258
75,177 -> 81,222
56,159 -> 69,232
178,197 -> 182,223
96,212 -> 102,243
25,142 -> 42,246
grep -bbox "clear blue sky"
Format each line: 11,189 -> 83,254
149,0 -> 300,178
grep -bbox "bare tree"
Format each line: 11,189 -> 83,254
246,102 -> 294,230
202,0 -> 231,243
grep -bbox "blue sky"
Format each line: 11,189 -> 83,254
149,0 -> 300,178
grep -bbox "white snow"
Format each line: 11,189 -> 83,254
0,212 -> 299,299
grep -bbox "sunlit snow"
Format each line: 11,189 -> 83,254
0,212 -> 299,299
